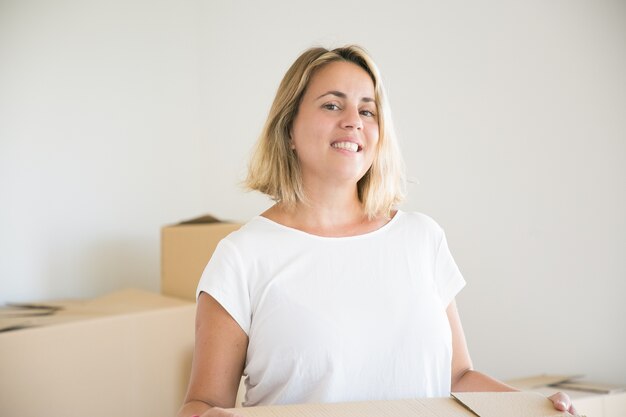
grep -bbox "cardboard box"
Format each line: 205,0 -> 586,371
161,214 -> 241,301
507,375 -> 626,417
230,392 -> 577,417
0,289 -> 195,417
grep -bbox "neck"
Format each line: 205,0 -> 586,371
262,183 -> 390,237
297,180 -> 365,227
295,201 -> 364,231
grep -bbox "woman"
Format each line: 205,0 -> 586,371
177,45 -> 577,417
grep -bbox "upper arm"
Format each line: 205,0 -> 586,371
184,291 -> 248,408
446,299 -> 473,388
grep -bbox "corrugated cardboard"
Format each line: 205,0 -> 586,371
229,392 -> 576,417
161,214 -> 241,301
507,375 -> 626,417
0,289 -> 195,417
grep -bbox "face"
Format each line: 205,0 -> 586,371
290,61 -> 379,191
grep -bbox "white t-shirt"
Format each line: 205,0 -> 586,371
196,210 -> 466,406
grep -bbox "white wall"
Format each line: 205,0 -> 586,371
1,0 -> 624,384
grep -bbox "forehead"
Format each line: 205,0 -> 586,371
305,61 -> 376,98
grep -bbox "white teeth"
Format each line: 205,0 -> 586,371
331,141 -> 359,152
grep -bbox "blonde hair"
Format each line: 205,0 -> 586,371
245,45 -> 405,218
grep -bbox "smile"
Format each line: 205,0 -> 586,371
331,141 -> 362,152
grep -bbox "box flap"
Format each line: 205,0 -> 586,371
179,214 -> 222,225
176,214 -> 238,226
0,303 -> 62,318
452,392 -> 579,417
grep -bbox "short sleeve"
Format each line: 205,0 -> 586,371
434,230 -> 466,307
196,238 -> 251,335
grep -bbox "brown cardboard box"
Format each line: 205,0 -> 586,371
0,289 -> 195,417
161,214 -> 241,301
229,392 -> 577,417
507,375 -> 626,417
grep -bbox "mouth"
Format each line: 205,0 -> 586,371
331,141 -> 363,153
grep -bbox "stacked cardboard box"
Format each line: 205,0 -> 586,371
0,289 -> 195,417
0,213 -> 242,416
161,214 -> 241,301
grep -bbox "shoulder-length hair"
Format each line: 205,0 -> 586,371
245,45 -> 405,219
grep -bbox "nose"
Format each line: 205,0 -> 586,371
341,107 -> 363,130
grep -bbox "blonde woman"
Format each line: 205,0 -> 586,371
177,45 -> 577,417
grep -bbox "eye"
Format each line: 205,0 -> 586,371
360,109 -> 376,117
322,103 -> 341,111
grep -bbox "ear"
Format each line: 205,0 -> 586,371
288,130 -> 296,150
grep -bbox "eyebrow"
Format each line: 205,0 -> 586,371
316,90 -> 375,103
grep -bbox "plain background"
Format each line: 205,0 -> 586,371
1,0 -> 625,385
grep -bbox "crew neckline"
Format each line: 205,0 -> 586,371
254,210 -> 403,240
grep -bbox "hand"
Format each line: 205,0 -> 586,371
548,392 -> 579,416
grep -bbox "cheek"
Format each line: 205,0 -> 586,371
291,113 -> 319,146
365,127 -> 380,165
367,125 -> 380,145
